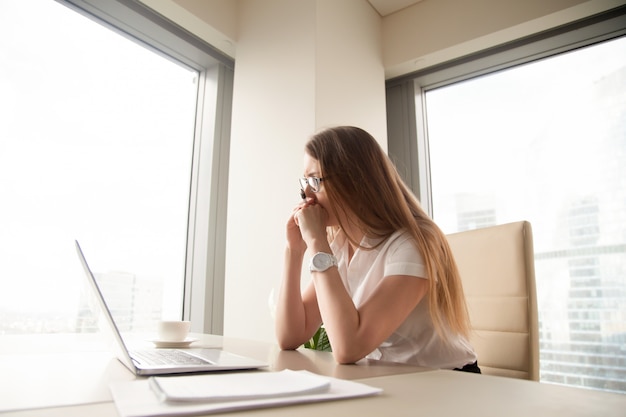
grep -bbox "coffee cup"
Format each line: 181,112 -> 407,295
158,320 -> 191,342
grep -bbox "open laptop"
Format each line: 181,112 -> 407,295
75,240 -> 267,376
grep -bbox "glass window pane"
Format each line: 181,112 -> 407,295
425,36 -> 626,393
0,0 -> 198,333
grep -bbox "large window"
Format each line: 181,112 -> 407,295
0,0 -> 232,335
387,8 -> 626,393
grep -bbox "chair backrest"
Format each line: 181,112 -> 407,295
446,221 -> 539,380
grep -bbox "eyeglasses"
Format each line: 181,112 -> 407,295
299,176 -> 325,193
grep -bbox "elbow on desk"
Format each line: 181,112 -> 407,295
276,333 -> 306,351
277,341 -> 301,351
331,346 -> 365,365
334,356 -> 358,365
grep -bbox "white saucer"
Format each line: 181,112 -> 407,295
150,338 -> 198,348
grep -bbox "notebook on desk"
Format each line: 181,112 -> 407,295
75,240 -> 267,376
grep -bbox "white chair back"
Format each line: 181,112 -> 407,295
447,221 -> 539,380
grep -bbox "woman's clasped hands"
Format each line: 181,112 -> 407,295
288,197 -> 329,251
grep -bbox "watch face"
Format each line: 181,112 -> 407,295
311,253 -> 336,272
313,254 -> 331,269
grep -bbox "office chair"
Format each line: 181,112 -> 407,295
446,221 -> 539,380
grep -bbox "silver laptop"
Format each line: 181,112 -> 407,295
75,240 -> 267,376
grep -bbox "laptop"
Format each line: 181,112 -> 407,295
75,240 -> 267,376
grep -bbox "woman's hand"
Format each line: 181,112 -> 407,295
294,198 -> 328,248
286,199 -> 310,254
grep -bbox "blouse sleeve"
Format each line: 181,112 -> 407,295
384,233 -> 428,279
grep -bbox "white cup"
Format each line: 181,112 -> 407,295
158,320 -> 191,342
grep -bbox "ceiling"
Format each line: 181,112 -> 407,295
367,0 -> 425,17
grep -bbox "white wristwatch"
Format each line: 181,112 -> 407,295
309,252 -> 338,272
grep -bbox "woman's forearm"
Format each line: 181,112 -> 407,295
312,269 -> 365,363
275,247 -> 309,349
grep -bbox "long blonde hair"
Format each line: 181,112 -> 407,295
305,126 -> 471,341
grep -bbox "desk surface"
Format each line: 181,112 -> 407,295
1,333 -> 624,417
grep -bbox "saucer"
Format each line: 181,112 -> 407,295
150,337 -> 199,348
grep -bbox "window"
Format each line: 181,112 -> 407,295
387,8 -> 626,393
0,0 -> 232,335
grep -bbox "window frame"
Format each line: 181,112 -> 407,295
386,5 -> 626,214
57,0 -> 234,334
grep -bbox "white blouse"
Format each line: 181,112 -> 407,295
329,229 -> 477,369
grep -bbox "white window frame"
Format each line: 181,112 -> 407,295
58,0 -> 234,334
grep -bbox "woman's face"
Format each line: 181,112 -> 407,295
303,153 -> 338,227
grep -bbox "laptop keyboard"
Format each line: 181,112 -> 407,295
131,349 -> 210,366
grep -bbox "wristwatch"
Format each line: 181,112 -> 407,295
309,252 -> 338,272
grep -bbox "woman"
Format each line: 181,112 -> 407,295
275,126 -> 479,372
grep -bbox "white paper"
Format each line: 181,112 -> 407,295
109,370 -> 382,417
149,369 -> 331,402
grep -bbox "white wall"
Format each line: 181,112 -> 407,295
224,0 -> 317,343
315,0 -> 385,144
223,0 -> 385,342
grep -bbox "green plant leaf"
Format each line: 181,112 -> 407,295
304,326 -> 332,352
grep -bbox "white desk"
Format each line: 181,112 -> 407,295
1,333 -> 624,417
